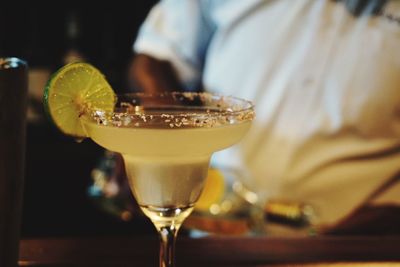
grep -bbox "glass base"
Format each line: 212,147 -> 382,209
140,205 -> 194,229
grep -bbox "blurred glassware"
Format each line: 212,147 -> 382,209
186,165 -> 318,237
87,150 -> 138,222
87,150 -> 317,236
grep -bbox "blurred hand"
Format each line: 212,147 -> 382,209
128,54 -> 184,94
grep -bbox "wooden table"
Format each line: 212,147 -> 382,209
19,236 -> 400,266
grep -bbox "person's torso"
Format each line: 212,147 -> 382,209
204,0 -> 400,224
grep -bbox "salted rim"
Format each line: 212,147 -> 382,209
82,92 -> 255,129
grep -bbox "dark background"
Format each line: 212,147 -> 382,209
0,2 -> 157,91
0,2 -> 159,237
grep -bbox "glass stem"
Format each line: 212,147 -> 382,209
158,224 -> 179,267
141,205 -> 194,267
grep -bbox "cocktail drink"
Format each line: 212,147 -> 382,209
81,92 -> 254,267
43,63 -> 254,267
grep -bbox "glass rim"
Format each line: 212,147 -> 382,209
85,91 -> 255,128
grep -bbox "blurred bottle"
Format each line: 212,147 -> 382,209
26,9 -> 86,122
62,10 -> 85,65
0,57 -> 28,267
25,8 -> 52,122
98,12 -> 124,93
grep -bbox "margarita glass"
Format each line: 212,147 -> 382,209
81,92 -> 254,267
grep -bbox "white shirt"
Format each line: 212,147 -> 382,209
134,0 -> 400,226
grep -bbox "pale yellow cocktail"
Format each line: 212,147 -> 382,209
81,92 -> 254,267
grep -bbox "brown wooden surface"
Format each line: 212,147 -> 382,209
19,236 -> 400,267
